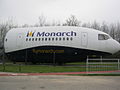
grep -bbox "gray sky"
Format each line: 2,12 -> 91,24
0,0 -> 120,25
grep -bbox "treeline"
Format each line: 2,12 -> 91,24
0,15 -> 120,48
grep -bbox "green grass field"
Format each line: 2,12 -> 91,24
0,63 -> 119,73
0,64 -> 86,73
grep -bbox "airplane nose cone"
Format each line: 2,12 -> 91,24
114,41 -> 120,53
118,43 -> 120,50
107,39 -> 120,54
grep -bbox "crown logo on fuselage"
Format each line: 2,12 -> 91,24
27,31 -> 35,37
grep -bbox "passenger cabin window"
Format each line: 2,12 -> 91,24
56,37 -> 58,41
32,38 -> 34,41
98,34 -> 109,40
42,38 -> 44,41
25,37 -> 74,42
39,38 -> 41,41
48,38 -> 51,41
35,38 -> 37,41
45,38 -> 47,41
5,38 -> 7,42
70,37 -> 73,41
59,37 -> 61,41
29,38 -> 31,41
52,38 -> 54,41
67,37 -> 69,41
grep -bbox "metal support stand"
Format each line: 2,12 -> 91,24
2,48 -> 5,71
86,56 -> 89,73
53,51 -> 56,66
19,64 -> 21,72
118,59 -> 119,70
25,50 -> 27,65
3,63 -> 5,72
100,56 -> 103,64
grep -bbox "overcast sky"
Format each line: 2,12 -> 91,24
0,0 -> 120,25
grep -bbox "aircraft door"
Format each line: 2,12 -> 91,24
81,32 -> 88,47
16,33 -> 24,49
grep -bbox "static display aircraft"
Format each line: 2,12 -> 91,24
4,26 -> 120,64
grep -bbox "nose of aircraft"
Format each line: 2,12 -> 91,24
107,39 -> 120,54
113,40 -> 120,53
117,42 -> 120,51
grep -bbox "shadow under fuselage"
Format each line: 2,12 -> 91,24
6,46 -> 111,64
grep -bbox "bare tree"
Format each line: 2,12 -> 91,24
38,14 -> 46,27
109,23 -> 116,39
100,22 -> 109,34
82,22 -> 91,28
0,18 -> 17,48
0,18 -> 17,62
116,22 -> 120,42
34,23 -> 39,27
51,20 -> 61,26
91,21 -> 100,30
22,24 -> 29,28
0,24 -> 7,47
63,15 -> 81,26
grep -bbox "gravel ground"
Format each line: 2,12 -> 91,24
0,75 -> 120,90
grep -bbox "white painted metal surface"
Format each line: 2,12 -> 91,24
4,26 -> 120,54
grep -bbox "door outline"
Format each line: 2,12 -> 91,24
81,32 -> 88,47
16,33 -> 23,48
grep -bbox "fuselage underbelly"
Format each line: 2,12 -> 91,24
6,46 -> 111,63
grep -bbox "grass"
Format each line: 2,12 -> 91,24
21,65 -> 86,73
0,64 -> 86,73
0,62 -> 119,73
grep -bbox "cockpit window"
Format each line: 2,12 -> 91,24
98,34 -> 110,40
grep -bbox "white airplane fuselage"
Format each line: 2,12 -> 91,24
4,26 -> 120,63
